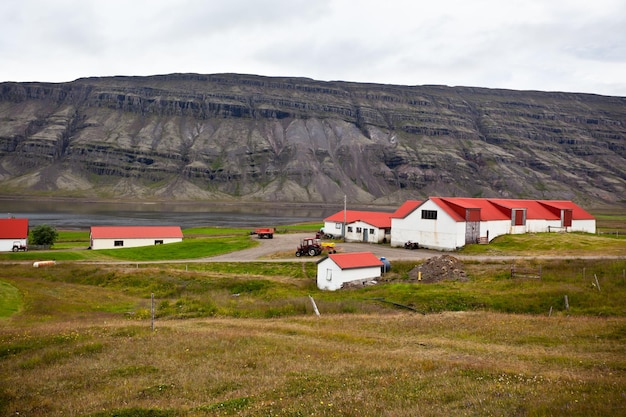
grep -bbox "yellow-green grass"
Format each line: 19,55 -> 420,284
1,258 -> 624,320
95,236 -> 257,261
0,280 -> 21,318
459,232 -> 626,256
182,227 -> 251,236
0,312 -> 624,416
277,222 -> 323,233
0,235 -> 256,262
1,253 -> 625,416
593,209 -> 626,235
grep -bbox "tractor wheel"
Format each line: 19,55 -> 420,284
295,251 -> 302,257
308,248 -> 317,256
12,247 -> 18,252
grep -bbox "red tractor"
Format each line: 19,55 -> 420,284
295,237 -> 323,257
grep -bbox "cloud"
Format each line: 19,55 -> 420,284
0,0 -> 625,96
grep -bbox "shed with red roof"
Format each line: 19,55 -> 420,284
390,197 -> 595,251
90,226 -> 183,250
323,210 -> 393,243
0,218 -> 29,252
317,252 -> 383,291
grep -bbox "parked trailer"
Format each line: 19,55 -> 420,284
255,228 -> 275,239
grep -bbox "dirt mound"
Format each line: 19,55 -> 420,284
408,255 -> 468,283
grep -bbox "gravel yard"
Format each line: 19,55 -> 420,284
207,232 -> 436,262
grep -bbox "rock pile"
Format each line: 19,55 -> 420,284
408,255 -> 468,283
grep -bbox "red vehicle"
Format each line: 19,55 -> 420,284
254,228 -> 274,239
295,237 -> 322,257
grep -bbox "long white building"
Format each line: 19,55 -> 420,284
90,226 -> 183,250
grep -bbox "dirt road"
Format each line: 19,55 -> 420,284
207,232 -> 436,262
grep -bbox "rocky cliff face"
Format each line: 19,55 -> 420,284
0,73 -> 624,206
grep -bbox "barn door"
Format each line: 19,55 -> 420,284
363,228 -> 368,242
465,208 -> 480,244
562,209 -> 573,228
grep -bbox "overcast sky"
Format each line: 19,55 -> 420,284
2,0 -> 625,96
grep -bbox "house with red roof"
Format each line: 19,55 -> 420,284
390,197 -> 596,251
317,252 -> 383,291
90,226 -> 183,250
0,218 -> 29,252
323,210 -> 394,243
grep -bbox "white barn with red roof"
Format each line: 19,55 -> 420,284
317,252 -> 383,291
323,210 -> 393,243
0,218 -> 29,252
391,197 -> 596,251
90,226 -> 183,250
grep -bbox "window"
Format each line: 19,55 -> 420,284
369,228 -> 375,234
326,269 -> 333,281
114,240 -> 124,247
421,210 -> 438,220
155,240 -> 163,245
347,226 -> 353,232
356,227 -> 362,233
335,223 -> 342,229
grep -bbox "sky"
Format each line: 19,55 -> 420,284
2,0 -> 626,96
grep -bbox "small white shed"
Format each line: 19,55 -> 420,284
317,252 -> 383,291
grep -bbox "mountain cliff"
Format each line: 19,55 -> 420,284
0,73 -> 624,206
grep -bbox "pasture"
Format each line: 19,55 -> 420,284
0,219 -> 625,416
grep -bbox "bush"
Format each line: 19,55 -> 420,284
29,224 -> 59,247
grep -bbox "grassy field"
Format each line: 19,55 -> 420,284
0,235 -> 257,262
458,231 -> 626,257
1,311 -> 624,416
0,217 -> 625,416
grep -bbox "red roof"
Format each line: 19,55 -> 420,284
326,252 -> 383,270
0,218 -> 29,239
392,200 -> 422,219
90,226 -> 183,239
428,197 -> 594,222
324,210 -> 393,228
537,200 -> 595,220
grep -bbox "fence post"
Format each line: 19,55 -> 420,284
309,295 -> 320,317
151,293 -> 155,331
564,295 -> 569,311
594,274 -> 601,292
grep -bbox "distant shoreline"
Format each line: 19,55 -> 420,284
0,195 -> 397,212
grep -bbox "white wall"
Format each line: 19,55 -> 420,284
0,238 -> 27,252
344,221 -> 387,243
482,220 -> 514,241
572,219 -> 596,234
391,200 -> 464,250
317,258 -> 382,291
91,237 -> 182,250
323,221 -> 344,239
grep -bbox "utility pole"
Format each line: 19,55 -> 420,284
343,194 -> 347,241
